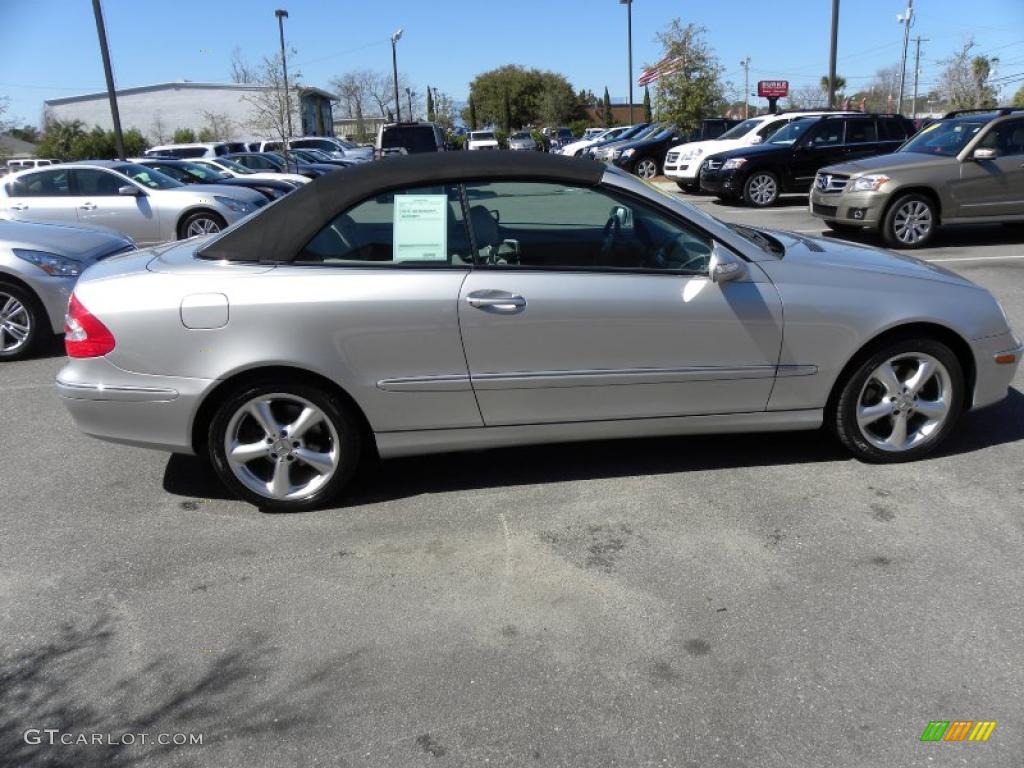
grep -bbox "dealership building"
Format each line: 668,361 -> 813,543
43,81 -> 337,142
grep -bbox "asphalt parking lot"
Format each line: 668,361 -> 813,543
2,194 -> 1023,767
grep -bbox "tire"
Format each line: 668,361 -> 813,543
743,171 -> 780,207
676,181 -> 699,193
824,220 -> 862,234
833,337 -> 964,463
0,281 -> 47,362
208,379 -> 363,512
634,157 -> 659,179
178,210 -> 227,240
882,193 -> 936,249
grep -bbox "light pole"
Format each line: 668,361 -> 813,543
740,57 -> 751,118
620,0 -> 633,124
827,0 -> 840,108
391,29 -> 403,123
92,0 -> 124,160
405,87 -> 413,121
275,9 -> 293,167
910,36 -> 928,119
896,0 -> 914,115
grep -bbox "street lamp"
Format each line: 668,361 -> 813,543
391,28 -> 403,122
275,9 -> 293,167
405,87 -> 413,121
896,0 -> 914,115
619,0 -> 633,124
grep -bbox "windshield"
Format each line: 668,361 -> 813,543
179,162 -> 229,180
213,158 -> 253,174
257,154 -> 287,170
382,126 -> 438,152
717,118 -> 762,140
472,132 -> 496,140
111,163 -> 182,189
900,120 -> 986,156
767,119 -> 815,145
511,132 -> 531,140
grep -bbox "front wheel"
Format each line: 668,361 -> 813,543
634,157 -> 660,179
178,210 -> 227,240
208,381 -> 362,511
882,194 -> 936,249
743,171 -> 780,207
833,338 -> 964,462
0,282 -> 45,361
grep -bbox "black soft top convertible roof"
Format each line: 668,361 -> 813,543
197,151 -> 607,262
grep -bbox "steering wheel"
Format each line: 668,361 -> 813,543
649,236 -> 711,273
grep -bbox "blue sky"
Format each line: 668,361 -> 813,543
2,0 -> 1022,126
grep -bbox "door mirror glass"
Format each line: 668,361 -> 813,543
709,244 -> 746,283
750,135 -> 763,144
118,185 -> 141,196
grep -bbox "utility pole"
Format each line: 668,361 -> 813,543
620,0 -> 634,124
910,36 -> 928,119
91,0 -> 124,160
391,29 -> 403,123
405,88 -> 413,121
740,57 -> 751,118
274,9 -> 293,169
827,0 -> 840,108
896,0 -> 914,114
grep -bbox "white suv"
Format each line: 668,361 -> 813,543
664,111 -> 854,192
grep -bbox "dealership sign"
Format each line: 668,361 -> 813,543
757,80 -> 789,98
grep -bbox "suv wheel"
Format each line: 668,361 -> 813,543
635,157 -> 659,179
833,338 -> 963,462
0,282 -> 45,361
882,194 -> 936,249
743,171 -> 780,207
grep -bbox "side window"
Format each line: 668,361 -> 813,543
463,181 -> 714,274
808,120 -> 843,147
758,119 -> 788,139
6,169 -> 71,197
73,169 -> 125,196
879,118 -> 907,141
845,119 -> 878,144
298,185 -> 471,266
982,120 -> 1024,157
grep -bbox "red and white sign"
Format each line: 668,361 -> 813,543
757,80 -> 789,98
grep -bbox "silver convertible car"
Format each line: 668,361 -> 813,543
57,153 -> 1021,511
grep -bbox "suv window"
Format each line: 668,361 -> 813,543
463,181 -> 714,273
6,169 -> 70,197
878,117 -> 908,141
980,119 -> 1024,157
299,185 -> 471,265
844,119 -> 878,144
807,120 -> 844,147
381,126 -> 440,153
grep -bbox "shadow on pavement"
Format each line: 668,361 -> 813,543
163,389 -> 1024,508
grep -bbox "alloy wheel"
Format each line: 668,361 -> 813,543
746,173 -> 777,206
855,353 -> 952,452
636,158 -> 658,179
186,217 -> 222,237
892,200 -> 933,245
223,393 -> 341,501
0,292 -> 31,354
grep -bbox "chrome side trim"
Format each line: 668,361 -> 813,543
376,375 -> 472,392
775,365 -> 818,377
375,408 -> 824,458
55,378 -> 179,402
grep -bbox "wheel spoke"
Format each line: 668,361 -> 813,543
293,447 -> 335,474
286,406 -> 322,439
873,362 -> 903,396
1,296 -> 17,317
268,459 -> 292,498
857,401 -> 891,428
914,398 -> 948,421
905,359 -> 936,395
229,440 -> 268,465
886,412 -> 909,449
247,400 -> 280,438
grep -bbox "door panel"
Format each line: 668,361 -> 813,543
458,270 -> 784,426
953,120 -> 1024,218
1,168 -> 79,225
72,169 -> 161,244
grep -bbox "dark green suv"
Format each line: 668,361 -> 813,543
809,107 -> 1024,248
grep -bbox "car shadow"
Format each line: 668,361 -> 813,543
819,222 -> 1024,249
22,333 -> 66,361
707,194 -> 808,209
162,389 -> 1024,509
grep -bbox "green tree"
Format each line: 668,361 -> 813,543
35,118 -> 85,159
465,65 -> 577,128
939,39 -> 998,110
172,127 -> 197,143
1013,84 -> 1024,108
426,85 -> 435,122
36,119 -> 147,160
9,125 -> 40,143
643,86 -> 652,122
602,86 -> 612,127
501,89 -> 512,133
650,21 -> 726,132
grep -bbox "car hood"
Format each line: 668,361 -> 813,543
343,147 -> 374,160
165,183 -> 265,205
819,151 -> 955,175
767,229 -> 975,288
0,219 -> 134,263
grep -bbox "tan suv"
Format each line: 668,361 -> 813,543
809,107 -> 1024,248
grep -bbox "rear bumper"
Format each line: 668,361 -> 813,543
57,357 -> 213,454
970,332 -> 1023,410
808,189 -> 888,226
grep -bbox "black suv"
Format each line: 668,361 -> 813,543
608,125 -> 687,179
699,113 -> 916,206
375,122 -> 447,157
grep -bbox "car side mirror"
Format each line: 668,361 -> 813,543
118,185 -> 141,196
971,147 -> 997,161
709,244 -> 746,283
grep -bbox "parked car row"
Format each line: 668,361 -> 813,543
145,136 -> 373,163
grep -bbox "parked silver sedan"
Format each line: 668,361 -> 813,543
0,219 -> 134,360
0,161 -> 264,245
57,153 -> 1021,511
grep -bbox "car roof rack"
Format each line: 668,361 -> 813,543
943,106 -> 1024,118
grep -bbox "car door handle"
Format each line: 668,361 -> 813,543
79,203 -> 97,211
9,203 -> 28,211
466,291 -> 527,312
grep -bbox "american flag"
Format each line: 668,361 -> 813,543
638,55 -> 685,86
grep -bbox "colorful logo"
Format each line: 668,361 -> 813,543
920,721 -> 996,742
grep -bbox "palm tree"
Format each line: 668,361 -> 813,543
820,74 -> 847,100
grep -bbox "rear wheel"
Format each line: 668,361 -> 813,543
833,338 -> 963,462
178,210 -> 227,240
0,282 -> 45,361
208,380 -> 362,511
882,194 -> 936,249
743,171 -> 780,207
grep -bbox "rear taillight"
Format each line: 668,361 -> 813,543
64,293 -> 115,358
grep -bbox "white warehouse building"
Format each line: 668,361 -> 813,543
43,81 -> 337,142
